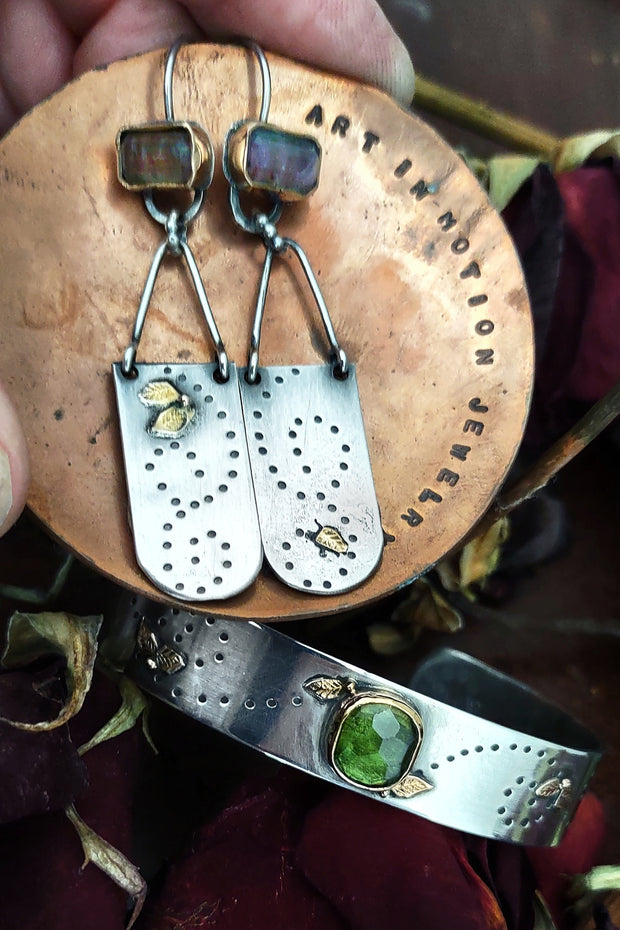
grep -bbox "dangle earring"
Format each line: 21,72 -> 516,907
113,40 -> 262,602
224,44 -> 384,596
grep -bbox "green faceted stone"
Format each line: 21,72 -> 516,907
333,702 -> 419,788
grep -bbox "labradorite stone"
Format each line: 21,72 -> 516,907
333,703 -> 418,788
246,125 -> 321,198
119,128 -> 193,188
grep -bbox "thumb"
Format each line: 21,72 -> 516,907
0,382 -> 29,537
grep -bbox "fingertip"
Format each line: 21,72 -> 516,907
381,35 -> 415,108
72,0 -> 201,77
0,384 -> 30,537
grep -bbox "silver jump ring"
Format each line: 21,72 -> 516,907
228,185 -> 282,235
143,188 -> 205,228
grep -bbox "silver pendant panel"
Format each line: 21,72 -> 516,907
113,362 -> 262,601
239,364 -> 383,594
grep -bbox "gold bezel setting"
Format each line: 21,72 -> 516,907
225,120 -> 322,202
116,121 -> 215,191
304,677 -> 432,799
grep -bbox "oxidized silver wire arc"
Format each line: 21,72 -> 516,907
227,43 -> 348,383
121,40 -> 229,382
163,36 -> 185,122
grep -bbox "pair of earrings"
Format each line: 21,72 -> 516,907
112,41 -> 383,603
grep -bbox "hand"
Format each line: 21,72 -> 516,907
0,0 -> 414,536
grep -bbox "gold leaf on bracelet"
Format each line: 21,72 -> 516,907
304,676 -> 347,701
156,644 -> 186,674
535,777 -> 572,808
137,619 -> 158,657
136,620 -> 185,675
389,774 -> 434,799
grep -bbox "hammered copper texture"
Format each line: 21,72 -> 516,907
0,45 -> 533,620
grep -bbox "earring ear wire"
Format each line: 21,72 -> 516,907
111,39 -> 263,602
225,43 -> 383,597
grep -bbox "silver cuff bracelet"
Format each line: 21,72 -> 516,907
107,594 -> 602,847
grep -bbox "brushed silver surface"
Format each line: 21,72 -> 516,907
118,596 -> 600,846
113,361 -> 262,600
238,364 -> 383,594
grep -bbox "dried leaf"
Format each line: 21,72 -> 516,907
554,129 -> 620,174
65,804 -> 146,930
434,558 -> 460,593
397,578 -> 463,632
0,666 -> 88,823
458,516 -> 510,593
390,774 -> 433,799
1,612 -> 101,731
570,864 -> 620,900
0,550 -> 74,604
78,676 -> 149,757
149,403 -> 195,438
369,578 -> 462,655
303,677 -> 345,701
532,892 -> 558,930
367,622 -> 419,656
488,154 -> 541,212
139,380 -> 182,407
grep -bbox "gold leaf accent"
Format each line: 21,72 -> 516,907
536,777 -> 572,808
149,403 -> 195,438
390,774 -> 433,798
535,778 -> 562,798
139,380 -> 182,407
136,619 -> 158,656
156,644 -> 186,674
314,525 -> 349,554
0,611 -> 102,731
304,676 -> 345,701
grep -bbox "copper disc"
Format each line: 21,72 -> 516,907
0,45 -> 533,620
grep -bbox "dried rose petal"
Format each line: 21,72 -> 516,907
0,672 -> 143,930
142,775 -> 346,930
503,161 -> 620,448
297,790 -> 509,930
0,663 -> 87,824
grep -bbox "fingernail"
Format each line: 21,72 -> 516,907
0,448 -> 12,527
388,37 -> 416,107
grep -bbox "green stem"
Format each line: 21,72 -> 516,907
414,75 -> 562,159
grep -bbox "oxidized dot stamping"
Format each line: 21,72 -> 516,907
112,41 -> 262,602
224,44 -> 383,595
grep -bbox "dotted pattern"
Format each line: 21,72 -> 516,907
239,365 -> 383,595
146,610 -> 305,714
127,596 -> 591,846
427,738 -> 569,833
114,362 -> 262,601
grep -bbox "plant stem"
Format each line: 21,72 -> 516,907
414,75 -> 562,160
473,379 -> 620,538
